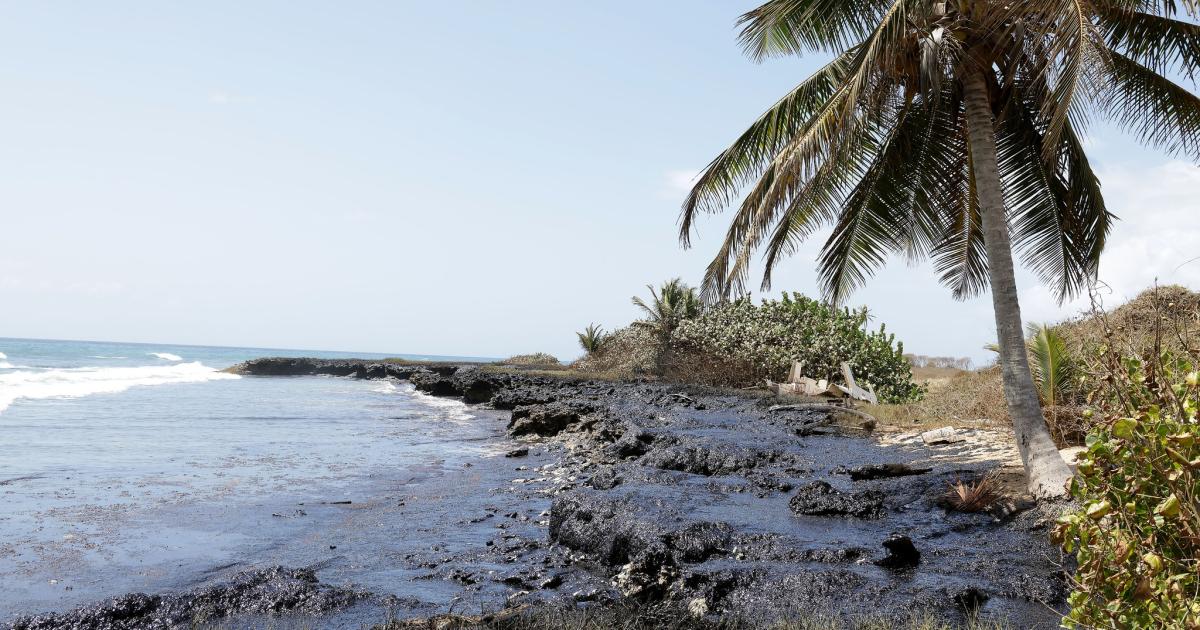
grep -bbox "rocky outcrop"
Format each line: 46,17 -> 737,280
788,481 -> 885,518
7,567 -> 365,630
639,437 -> 776,477
225,357 -> 460,379
507,402 -> 594,437
452,368 -> 509,404
409,369 -> 462,397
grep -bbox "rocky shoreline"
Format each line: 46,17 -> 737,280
7,358 -> 1069,629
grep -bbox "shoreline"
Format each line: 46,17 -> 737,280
7,358 -> 1068,629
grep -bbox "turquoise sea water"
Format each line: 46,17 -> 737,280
0,337 -> 500,621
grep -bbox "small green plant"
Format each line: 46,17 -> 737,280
632,278 -> 701,338
1054,354 -> 1200,628
577,323 -> 606,353
1027,323 -> 1074,407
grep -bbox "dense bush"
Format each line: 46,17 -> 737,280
571,325 -> 663,378
667,294 -> 922,403
1054,352 -> 1200,627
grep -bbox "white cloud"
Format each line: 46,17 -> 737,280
207,90 -> 256,105
1018,159 -> 1200,322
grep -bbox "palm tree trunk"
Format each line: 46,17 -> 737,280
962,69 -> 1073,499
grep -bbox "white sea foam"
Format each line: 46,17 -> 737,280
407,385 -> 475,423
372,381 -> 399,394
0,362 -> 13,369
0,361 -> 240,414
149,352 -> 183,361
0,352 -> 6,359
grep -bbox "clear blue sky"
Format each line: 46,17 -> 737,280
2,1 -> 1197,363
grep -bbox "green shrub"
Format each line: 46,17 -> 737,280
667,293 -> 922,403
1054,354 -> 1200,629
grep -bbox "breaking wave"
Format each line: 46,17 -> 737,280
0,362 -> 239,414
150,352 -> 184,361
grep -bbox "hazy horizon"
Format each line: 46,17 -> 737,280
3,1 -> 1198,364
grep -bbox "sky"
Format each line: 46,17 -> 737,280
1,1 -> 1198,364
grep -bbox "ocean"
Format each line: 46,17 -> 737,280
0,337 -> 506,624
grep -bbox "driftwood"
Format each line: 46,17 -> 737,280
835,362 -> 878,404
768,361 -> 877,403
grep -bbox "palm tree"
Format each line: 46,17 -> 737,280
1027,323 -> 1074,407
577,323 -> 607,353
632,278 -> 702,338
680,0 -> 1200,497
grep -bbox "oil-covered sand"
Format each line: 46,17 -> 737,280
6,360 -> 1068,629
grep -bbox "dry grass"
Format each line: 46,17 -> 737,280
1053,284 -> 1200,362
941,472 -> 1004,513
499,353 -> 562,367
376,603 -> 1012,630
863,367 -> 1009,430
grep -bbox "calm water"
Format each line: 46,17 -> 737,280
0,338 -> 502,621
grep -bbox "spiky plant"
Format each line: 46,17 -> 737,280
631,279 -> 702,338
680,0 -> 1200,498
1027,323 -> 1073,406
577,323 -> 607,353
944,472 -> 1005,512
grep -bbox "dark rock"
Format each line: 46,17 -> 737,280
505,447 -> 530,458
8,566 -> 364,630
225,357 -> 461,380
538,574 -> 564,590
953,586 -> 989,612
409,369 -> 462,397
840,463 -> 932,481
607,429 -> 655,458
876,534 -> 920,569
453,368 -> 509,404
550,493 -> 666,566
491,387 -> 557,410
669,522 -> 733,563
789,481 -> 885,518
588,467 -> 622,490
507,402 -> 591,437
640,437 -> 772,477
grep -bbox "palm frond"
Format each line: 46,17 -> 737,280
1097,7 -> 1200,77
1000,91 -> 1112,301
1105,49 -> 1200,159
736,0 -> 892,59
680,49 -> 859,247
577,323 -> 607,353
1023,0 -> 1111,158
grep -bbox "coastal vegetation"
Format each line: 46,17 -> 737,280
631,278 -> 702,339
1053,288 -> 1200,628
500,353 -> 562,367
576,324 -> 607,353
573,282 -> 921,403
678,0 -> 1200,498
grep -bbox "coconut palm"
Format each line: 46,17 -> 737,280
632,278 -> 702,338
577,323 -> 607,353
680,0 -> 1200,497
1027,323 -> 1074,407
